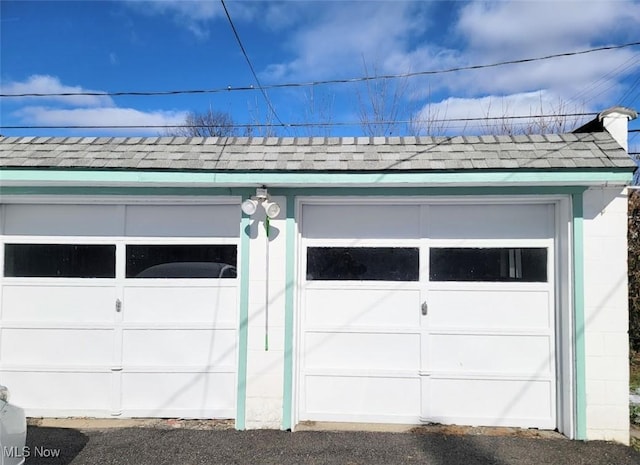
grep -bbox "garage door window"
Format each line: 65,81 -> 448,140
429,247 -> 547,282
126,244 -> 237,278
4,244 -> 116,278
306,247 -> 419,281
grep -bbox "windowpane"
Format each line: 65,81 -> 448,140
307,247 -> 419,281
126,245 -> 237,278
4,244 -> 116,278
430,248 -> 547,282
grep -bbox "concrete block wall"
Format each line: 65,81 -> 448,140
244,195 -> 287,429
582,187 -> 630,443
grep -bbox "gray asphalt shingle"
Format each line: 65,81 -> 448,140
0,133 -> 635,171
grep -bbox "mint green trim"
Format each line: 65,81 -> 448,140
235,210 -> 251,431
572,193 -> 587,440
1,169 -> 632,186
0,186 -> 244,196
269,187 -> 587,196
282,195 -> 295,430
1,186 -> 588,198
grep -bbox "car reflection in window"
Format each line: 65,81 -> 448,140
134,262 -> 237,279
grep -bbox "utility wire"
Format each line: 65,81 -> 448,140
0,111 -> 597,130
2,42 -> 639,99
219,0 -> 286,129
567,52 -> 640,106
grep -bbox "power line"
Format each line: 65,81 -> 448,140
568,52 -> 640,106
2,42 -> 639,99
0,111 -> 597,130
220,0 -> 286,129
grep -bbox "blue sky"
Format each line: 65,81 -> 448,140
1,0 -> 639,151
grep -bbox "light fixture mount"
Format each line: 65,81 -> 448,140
255,187 -> 268,201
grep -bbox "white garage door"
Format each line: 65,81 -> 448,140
0,202 -> 240,418
298,202 -> 556,429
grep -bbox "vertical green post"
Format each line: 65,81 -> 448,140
572,192 -> 587,439
236,210 -> 251,430
282,194 -> 295,430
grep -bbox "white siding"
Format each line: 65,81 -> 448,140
582,187 -> 630,444
244,196 -> 287,429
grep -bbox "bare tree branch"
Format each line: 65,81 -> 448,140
165,108 -> 238,137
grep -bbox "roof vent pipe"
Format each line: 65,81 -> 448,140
598,106 -> 637,152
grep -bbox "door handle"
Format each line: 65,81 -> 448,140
421,301 -> 428,316
115,298 -> 122,313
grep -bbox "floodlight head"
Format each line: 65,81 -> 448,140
241,198 -> 259,216
263,200 -> 281,219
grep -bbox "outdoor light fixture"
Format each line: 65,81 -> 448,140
262,200 -> 281,219
241,186 -> 281,353
242,186 -> 281,219
241,198 -> 259,216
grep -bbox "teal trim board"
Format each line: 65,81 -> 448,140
572,193 -> 587,440
0,168 -> 633,186
1,185 -> 588,197
0,186 -> 246,196
282,195 -> 296,430
235,208 -> 251,430
268,186 -> 587,197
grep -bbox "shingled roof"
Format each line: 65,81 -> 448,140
0,133 -> 635,171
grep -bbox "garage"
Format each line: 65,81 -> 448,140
0,115 -> 636,441
0,201 -> 240,418
298,200 -> 557,429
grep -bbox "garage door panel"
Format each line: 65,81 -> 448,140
429,334 -> 553,374
0,329 -> 113,366
0,372 -> 111,412
0,201 -> 240,419
304,375 -> 420,419
1,285 -> 115,323
305,333 -> 419,371
305,288 -> 420,328
3,204 -> 122,236
299,201 -> 556,430
429,204 -> 553,240
123,286 -> 237,324
122,329 -> 236,368
125,205 -> 239,237
428,289 -> 550,330
121,372 -> 235,415
302,205 -> 420,239
429,378 -> 554,426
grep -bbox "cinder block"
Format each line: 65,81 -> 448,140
603,332 -> 630,357
586,428 -> 630,445
247,325 -> 285,351
584,305 -> 628,332
587,405 -> 629,431
585,356 -> 629,381
245,397 -> 283,429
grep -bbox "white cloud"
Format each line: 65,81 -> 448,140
437,0 -> 640,99
258,0 -> 640,115
5,75 -> 188,135
15,106 -> 188,134
124,0 -> 255,38
412,90 -> 595,135
1,75 -> 115,108
456,1 -> 640,58
261,2 -> 429,81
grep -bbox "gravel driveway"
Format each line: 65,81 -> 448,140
24,424 -> 640,465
